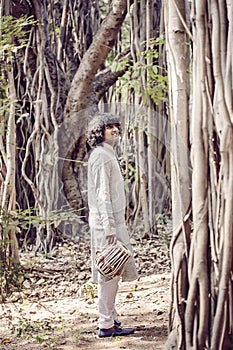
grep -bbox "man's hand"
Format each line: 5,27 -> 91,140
106,235 -> 117,245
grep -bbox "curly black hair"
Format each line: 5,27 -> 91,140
86,112 -> 121,148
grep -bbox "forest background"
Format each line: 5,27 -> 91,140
0,1 -> 232,349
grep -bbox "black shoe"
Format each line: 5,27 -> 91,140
97,320 -> 121,330
114,319 -> 121,327
98,326 -> 134,338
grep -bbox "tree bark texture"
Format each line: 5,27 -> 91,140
0,0 -> 137,253
0,3 -> 19,263
110,0 -> 169,235
61,0 -> 132,220
1,0 -> 169,259
165,0 -> 233,349
164,0 -> 191,348
0,69 -> 19,263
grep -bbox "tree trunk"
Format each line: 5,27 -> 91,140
165,0 -> 233,349
61,0 -> 132,225
0,69 -> 19,263
1,0 -> 133,252
164,0 -> 191,348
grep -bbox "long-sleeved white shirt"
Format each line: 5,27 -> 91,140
87,142 -> 138,282
88,142 -> 125,236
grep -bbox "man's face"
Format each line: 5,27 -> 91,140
103,123 -> 120,145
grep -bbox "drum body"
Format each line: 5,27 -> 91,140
95,241 -> 132,279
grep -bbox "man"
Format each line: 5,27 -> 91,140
86,112 -> 138,338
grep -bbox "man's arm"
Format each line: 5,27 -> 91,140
91,154 -> 117,244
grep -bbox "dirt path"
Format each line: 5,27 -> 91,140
0,273 -> 170,350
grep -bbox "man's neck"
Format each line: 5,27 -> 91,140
103,140 -> 115,148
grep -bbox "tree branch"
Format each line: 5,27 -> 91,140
92,49 -> 132,102
64,0 -> 131,116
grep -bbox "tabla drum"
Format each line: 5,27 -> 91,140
95,241 -> 132,279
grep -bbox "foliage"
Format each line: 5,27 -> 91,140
0,208 -> 24,300
99,0 -> 110,18
14,207 -> 83,231
10,315 -> 85,345
0,15 -> 36,59
16,318 -> 50,337
155,213 -> 167,225
0,15 -> 36,133
0,14 -> 36,89
156,214 -> 172,248
10,317 -> 53,343
78,280 -> 97,301
112,36 -> 168,104
0,206 -> 82,299
118,154 -> 138,193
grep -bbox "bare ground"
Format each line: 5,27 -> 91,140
0,230 -> 171,350
0,274 -> 170,350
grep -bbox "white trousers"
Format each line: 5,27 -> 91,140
98,275 -> 120,329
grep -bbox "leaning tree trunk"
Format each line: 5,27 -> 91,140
61,0 -> 132,218
1,0 -> 132,253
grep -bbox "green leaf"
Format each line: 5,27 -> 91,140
35,335 -> 43,344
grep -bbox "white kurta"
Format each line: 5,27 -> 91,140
87,142 -> 138,282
